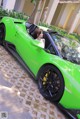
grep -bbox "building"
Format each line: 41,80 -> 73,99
0,0 -> 80,34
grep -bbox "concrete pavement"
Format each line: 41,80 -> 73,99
0,46 -> 66,119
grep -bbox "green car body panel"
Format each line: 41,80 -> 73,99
0,17 -> 80,111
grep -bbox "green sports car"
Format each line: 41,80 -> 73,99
0,17 -> 80,119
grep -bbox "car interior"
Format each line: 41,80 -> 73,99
26,22 -> 56,55
26,22 -> 38,38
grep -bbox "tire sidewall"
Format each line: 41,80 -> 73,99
37,65 -> 65,102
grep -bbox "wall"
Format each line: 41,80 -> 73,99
51,4 -> 63,25
0,0 -> 2,6
50,2 -> 80,34
14,0 -> 25,12
22,0 -> 34,16
66,3 -> 79,30
40,0 -> 49,20
76,25 -> 80,34
74,19 -> 80,34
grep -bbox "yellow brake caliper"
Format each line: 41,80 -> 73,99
43,72 -> 50,85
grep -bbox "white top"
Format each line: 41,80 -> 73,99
37,38 -> 45,48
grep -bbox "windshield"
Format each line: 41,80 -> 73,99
51,34 -> 80,65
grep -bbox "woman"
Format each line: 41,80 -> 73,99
33,28 -> 45,48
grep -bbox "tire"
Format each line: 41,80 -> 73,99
0,24 -> 5,45
38,65 -> 64,102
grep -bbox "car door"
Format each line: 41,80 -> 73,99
14,29 -> 55,75
14,27 -> 46,73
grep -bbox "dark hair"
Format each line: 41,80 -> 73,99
32,28 -> 42,39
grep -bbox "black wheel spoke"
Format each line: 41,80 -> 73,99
48,89 -> 53,97
41,85 -> 49,94
40,70 -> 61,97
38,65 -> 64,101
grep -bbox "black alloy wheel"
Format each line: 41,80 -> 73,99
0,24 -> 5,45
38,65 -> 64,102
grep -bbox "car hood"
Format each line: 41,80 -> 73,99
56,57 -> 80,109
49,55 -> 80,79
63,60 -> 80,81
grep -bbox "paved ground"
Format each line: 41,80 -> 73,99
0,46 -> 66,119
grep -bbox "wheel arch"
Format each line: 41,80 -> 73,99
0,23 -> 6,44
0,22 -> 6,31
37,63 -> 65,102
0,17 -> 16,41
37,63 -> 64,81
0,23 -> 5,25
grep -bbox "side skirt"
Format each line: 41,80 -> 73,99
4,41 -> 36,79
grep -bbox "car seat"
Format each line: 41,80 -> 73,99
26,22 -> 38,39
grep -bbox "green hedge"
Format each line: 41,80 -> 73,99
0,7 -> 29,20
0,7 -> 80,42
39,22 -> 80,42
